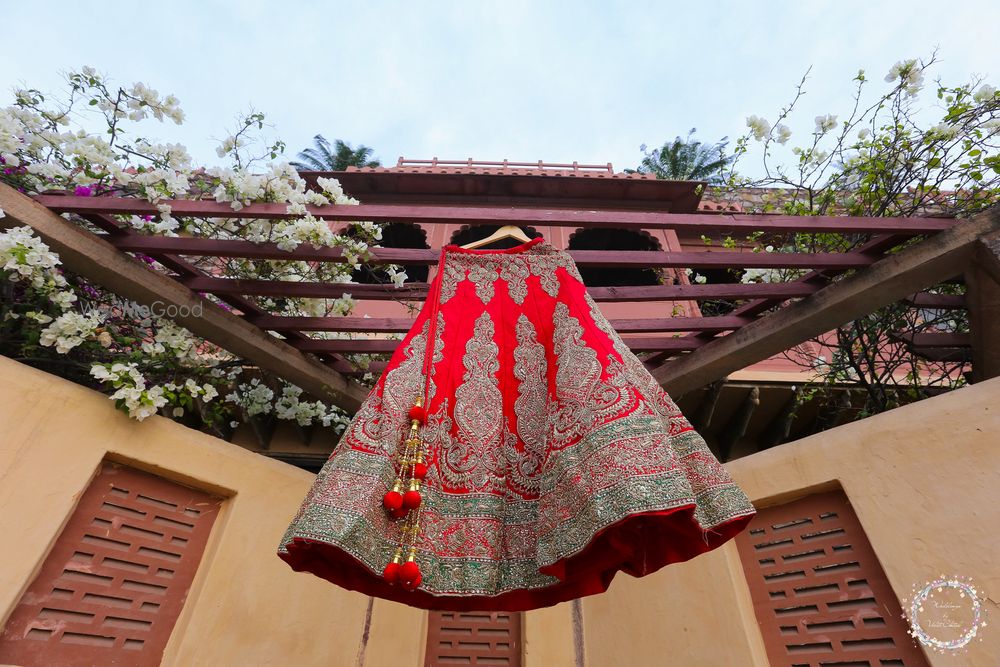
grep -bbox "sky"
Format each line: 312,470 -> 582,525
3,0 -> 1000,173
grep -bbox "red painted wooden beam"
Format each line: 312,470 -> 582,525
37,195 -> 957,234
81,214 -> 334,356
890,331 -> 971,347
247,314 -> 752,333
294,336 -> 703,354
180,276 -> 822,302
904,292 -> 967,309
328,360 -> 388,374
100,235 -> 877,270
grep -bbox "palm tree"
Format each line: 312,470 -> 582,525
630,129 -> 733,183
290,135 -> 381,171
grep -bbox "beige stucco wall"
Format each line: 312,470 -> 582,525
3,354 -> 999,666
580,375 -> 1000,667
0,356 -> 424,666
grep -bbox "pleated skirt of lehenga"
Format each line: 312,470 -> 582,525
278,236 -> 756,611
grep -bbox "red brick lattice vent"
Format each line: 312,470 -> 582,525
425,610 -> 522,666
0,461 -> 223,666
735,490 -> 929,667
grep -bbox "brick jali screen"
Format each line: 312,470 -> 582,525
425,610 -> 522,666
735,489 -> 930,667
0,461 -> 223,666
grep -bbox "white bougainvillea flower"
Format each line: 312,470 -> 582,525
884,59 -> 924,96
39,310 -> 104,353
746,115 -> 771,141
2,67 -> 388,427
814,114 -> 838,134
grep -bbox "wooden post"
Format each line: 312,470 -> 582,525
965,231 -> 1000,382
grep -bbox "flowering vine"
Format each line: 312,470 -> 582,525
702,53 -> 999,417
1,66 -> 407,435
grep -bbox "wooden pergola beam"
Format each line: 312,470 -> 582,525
329,360 -> 388,375
0,183 -> 368,412
904,292 -> 967,309
248,314 -> 751,334
889,332 -> 971,348
181,276 -> 821,302
37,194 -> 958,234
293,336 -> 702,354
976,232 -> 1000,285
100,234 -> 879,271
640,233 -> 914,367
652,209 -> 1000,396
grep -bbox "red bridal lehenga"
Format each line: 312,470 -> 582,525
278,236 -> 756,611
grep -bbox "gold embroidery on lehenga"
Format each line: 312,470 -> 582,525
507,314 -> 547,496
438,245 -> 573,308
342,318 -> 430,455
535,265 -> 561,298
439,259 -> 465,304
445,311 -> 505,491
547,303 -> 630,444
584,293 -> 685,424
500,258 -> 530,305
468,263 -> 500,304
427,311 -> 446,402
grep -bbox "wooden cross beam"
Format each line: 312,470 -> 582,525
177,276 -> 821,302
247,314 -> 752,334
97,234 -> 880,271
36,195 -> 957,234
0,183 -> 368,412
652,208 -> 1000,397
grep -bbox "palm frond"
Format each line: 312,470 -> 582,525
635,129 -> 733,183
291,135 -> 381,171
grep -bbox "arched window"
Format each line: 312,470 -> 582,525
448,225 -> 542,250
567,228 -> 662,286
348,222 -> 430,284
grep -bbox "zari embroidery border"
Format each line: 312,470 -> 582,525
438,243 -> 576,306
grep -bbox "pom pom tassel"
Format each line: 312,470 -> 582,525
382,479 -> 404,513
408,404 -> 427,425
383,550 -> 403,585
399,549 -> 421,591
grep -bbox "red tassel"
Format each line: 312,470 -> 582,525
412,462 -> 428,480
400,560 -> 420,585
383,561 -> 401,585
408,404 -> 426,424
382,490 -> 403,512
403,490 -> 422,510
401,571 -> 422,591
390,507 -> 407,520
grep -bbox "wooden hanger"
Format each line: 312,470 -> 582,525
461,225 -> 532,249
